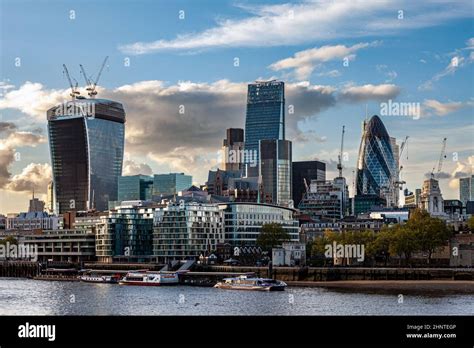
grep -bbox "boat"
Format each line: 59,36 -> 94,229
119,272 -> 179,286
214,275 -> 287,291
80,274 -> 120,284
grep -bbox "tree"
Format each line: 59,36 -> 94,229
406,208 -> 451,264
467,216 -> 474,232
388,225 -> 419,266
370,227 -> 393,266
256,223 -> 290,251
0,236 -> 18,245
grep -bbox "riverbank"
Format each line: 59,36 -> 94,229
286,280 -> 474,294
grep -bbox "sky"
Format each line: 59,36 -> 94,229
0,0 -> 473,214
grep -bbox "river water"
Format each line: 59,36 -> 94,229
0,278 -> 472,315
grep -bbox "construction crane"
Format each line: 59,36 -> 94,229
63,64 -> 80,99
399,136 -> 409,161
79,56 -> 109,98
431,138 -> 447,179
337,125 -> 345,178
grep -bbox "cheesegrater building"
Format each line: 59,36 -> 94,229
47,99 -> 125,213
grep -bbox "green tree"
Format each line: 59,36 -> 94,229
0,236 -> 18,245
388,225 -> 419,266
256,223 -> 290,251
371,227 -> 393,266
467,216 -> 474,232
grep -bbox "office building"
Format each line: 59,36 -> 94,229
153,202 -> 225,262
298,179 -> 348,220
47,99 -> 126,213
259,139 -> 292,206
222,128 -> 245,172
6,212 -> 61,231
28,194 -> 45,213
459,175 -> 474,205
353,194 -> 386,216
153,173 -> 192,197
356,115 -> 397,206
292,161 -> 326,207
118,175 -> 153,202
244,80 -> 285,176
223,202 -> 299,247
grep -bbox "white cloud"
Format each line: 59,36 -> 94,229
449,155 -> 474,190
339,83 -> 401,102
422,99 -> 470,116
122,159 -> 153,176
269,42 -> 379,80
118,1 -> 472,55
6,163 -> 52,194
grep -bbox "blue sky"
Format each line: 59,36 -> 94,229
0,0 -> 473,213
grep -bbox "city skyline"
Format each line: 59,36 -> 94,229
0,0 -> 473,214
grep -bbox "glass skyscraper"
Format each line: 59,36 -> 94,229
118,175 -> 153,202
355,115 -> 397,205
244,80 -> 285,177
260,139 -> 292,206
459,175 -> 474,205
47,99 -> 125,213
153,173 -> 192,196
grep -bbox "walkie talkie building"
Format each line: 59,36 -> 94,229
47,99 -> 125,213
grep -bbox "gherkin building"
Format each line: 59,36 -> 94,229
355,115 -> 397,202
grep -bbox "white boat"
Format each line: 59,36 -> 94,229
80,274 -> 120,284
119,272 -> 179,286
214,275 -> 287,291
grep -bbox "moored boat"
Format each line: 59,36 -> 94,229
119,272 -> 179,286
80,274 -> 120,284
214,275 -> 286,291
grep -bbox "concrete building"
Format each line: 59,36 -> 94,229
222,128 -> 245,172
419,178 -> 445,217
298,179 -> 348,220
272,242 -> 306,266
301,217 -> 383,241
6,212 -> 61,231
292,160 -> 326,208
28,194 -> 45,213
23,229 -> 96,263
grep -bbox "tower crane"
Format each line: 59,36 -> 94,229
337,125 -> 345,178
63,64 -> 80,100
431,138 -> 447,179
79,56 -> 109,98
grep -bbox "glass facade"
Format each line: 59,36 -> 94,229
260,139 -> 292,206
47,99 -> 125,213
292,161 -> 326,207
244,81 -> 285,176
356,115 -> 397,205
459,175 -> 474,205
153,173 -> 192,196
118,175 -> 153,202
223,203 -> 299,247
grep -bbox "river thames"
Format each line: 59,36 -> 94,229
0,278 -> 472,315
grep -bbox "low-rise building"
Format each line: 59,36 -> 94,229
272,242 -> 306,266
6,212 -> 61,231
23,229 -> 96,263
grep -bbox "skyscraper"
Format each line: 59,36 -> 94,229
153,173 -> 192,196
222,128 -> 244,172
47,99 -> 125,213
260,139 -> 292,206
459,175 -> 474,205
292,161 -> 326,207
244,80 -> 285,177
355,115 -> 397,206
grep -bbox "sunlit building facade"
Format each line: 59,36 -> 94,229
47,99 -> 125,213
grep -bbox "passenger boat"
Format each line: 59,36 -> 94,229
79,274 -> 120,284
214,275 -> 287,291
119,272 -> 179,286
